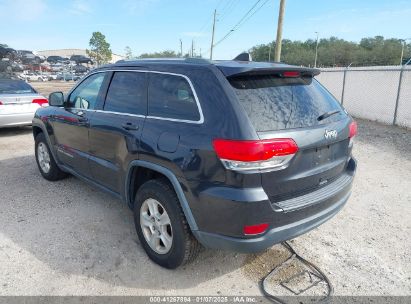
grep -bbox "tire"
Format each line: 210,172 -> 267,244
134,178 -> 201,269
35,133 -> 67,181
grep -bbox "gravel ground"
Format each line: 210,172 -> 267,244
0,82 -> 410,296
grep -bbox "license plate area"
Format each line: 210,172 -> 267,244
313,144 -> 337,166
0,103 -> 33,114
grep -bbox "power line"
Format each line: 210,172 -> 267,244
212,0 -> 269,49
198,11 -> 215,33
218,0 -> 237,22
198,0 -> 224,33
236,0 -> 270,30
212,0 -> 263,49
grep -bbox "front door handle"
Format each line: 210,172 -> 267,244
122,122 -> 139,130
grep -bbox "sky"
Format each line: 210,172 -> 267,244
0,0 -> 410,60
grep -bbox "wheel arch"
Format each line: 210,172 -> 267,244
32,125 -> 43,138
125,160 -> 198,231
32,121 -> 59,166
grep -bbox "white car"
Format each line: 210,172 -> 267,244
46,73 -> 58,81
20,72 -> 48,82
0,78 -> 48,128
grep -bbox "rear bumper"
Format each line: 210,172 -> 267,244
193,189 -> 350,252
0,113 -> 34,127
191,157 -> 356,252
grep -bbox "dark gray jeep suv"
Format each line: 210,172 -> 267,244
32,58 -> 357,268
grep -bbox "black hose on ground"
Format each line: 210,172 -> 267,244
260,241 -> 334,304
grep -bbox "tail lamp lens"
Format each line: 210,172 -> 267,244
349,121 -> 358,138
243,223 -> 269,235
212,138 -> 298,171
282,71 -> 301,77
32,98 -> 49,107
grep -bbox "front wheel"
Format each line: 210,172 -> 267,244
134,178 -> 201,269
35,133 -> 67,181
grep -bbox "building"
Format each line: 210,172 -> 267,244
36,49 -> 124,63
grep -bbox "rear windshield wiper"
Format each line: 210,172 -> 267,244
317,110 -> 341,121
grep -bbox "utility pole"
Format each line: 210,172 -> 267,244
210,9 -> 217,60
400,40 -> 405,65
314,32 -> 319,67
180,39 -> 183,57
191,39 -> 194,57
399,38 -> 411,65
268,44 -> 271,61
274,0 -> 286,62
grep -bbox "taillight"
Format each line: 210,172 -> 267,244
212,138 -> 298,171
32,98 -> 48,107
348,121 -> 357,148
243,223 -> 269,235
282,71 -> 300,77
349,121 -> 357,138
0,101 -> 3,105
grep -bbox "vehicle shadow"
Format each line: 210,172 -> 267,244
0,154 -> 254,290
0,126 -> 32,137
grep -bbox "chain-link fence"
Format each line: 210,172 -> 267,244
316,66 -> 411,128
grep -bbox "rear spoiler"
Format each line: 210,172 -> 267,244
224,66 -> 320,78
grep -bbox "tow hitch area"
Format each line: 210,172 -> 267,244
260,241 -> 333,303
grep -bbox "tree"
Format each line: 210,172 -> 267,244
124,46 -> 133,59
86,32 -> 112,65
139,50 -> 179,58
249,36 -> 409,67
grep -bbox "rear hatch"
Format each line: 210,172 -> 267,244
227,70 -> 353,208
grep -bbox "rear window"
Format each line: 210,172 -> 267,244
0,80 -> 36,94
148,73 -> 200,122
229,75 -> 344,131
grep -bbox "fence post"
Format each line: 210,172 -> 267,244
340,63 -> 352,106
393,67 -> 404,126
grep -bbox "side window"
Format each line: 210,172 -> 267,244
68,73 -> 105,109
104,71 -> 147,115
148,73 -> 200,121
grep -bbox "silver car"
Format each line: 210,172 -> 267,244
0,79 -> 48,128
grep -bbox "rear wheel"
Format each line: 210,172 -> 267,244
35,133 -> 67,181
134,178 -> 201,269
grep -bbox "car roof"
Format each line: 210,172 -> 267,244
105,58 -> 320,77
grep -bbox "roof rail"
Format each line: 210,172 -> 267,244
115,57 -> 211,65
184,57 -> 211,64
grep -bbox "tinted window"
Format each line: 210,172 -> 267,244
0,80 -> 36,94
148,73 -> 200,121
229,75 -> 345,131
68,72 -> 105,109
104,72 -> 147,115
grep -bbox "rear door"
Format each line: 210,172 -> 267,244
228,73 -> 351,202
88,71 -> 147,193
51,72 -> 107,177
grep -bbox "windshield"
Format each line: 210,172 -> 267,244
0,80 -> 36,94
229,75 -> 345,132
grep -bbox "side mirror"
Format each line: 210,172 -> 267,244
49,91 -> 64,107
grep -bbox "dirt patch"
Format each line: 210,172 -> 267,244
31,81 -> 75,97
242,245 -> 291,282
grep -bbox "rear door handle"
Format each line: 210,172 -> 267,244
122,122 -> 139,130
